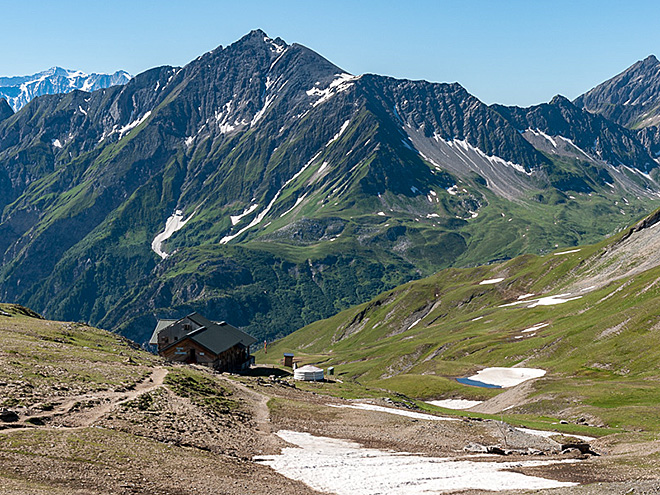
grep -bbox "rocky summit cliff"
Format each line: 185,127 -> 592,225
574,54 -> 660,158
574,55 -> 660,129
0,30 -> 659,344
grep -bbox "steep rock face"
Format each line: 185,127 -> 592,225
0,67 -> 131,111
493,96 -> 658,173
638,125 -> 660,159
0,66 -> 176,200
360,76 -> 547,170
356,76 -> 550,199
574,55 -> 660,129
0,30 -> 658,344
0,98 -> 12,122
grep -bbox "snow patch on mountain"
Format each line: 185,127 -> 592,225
280,194 -> 307,218
251,95 -> 274,126
258,430 -> 578,494
446,138 -> 530,176
264,36 -> 286,54
118,111 -> 152,140
230,203 -> 260,225
152,209 -> 195,259
466,367 -> 546,388
523,129 -> 595,161
529,128 -> 557,147
404,127 -> 536,200
326,119 -> 351,147
220,151 -> 323,243
307,74 -> 357,107
419,151 -> 443,169
500,293 -> 583,308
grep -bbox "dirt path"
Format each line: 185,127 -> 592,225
219,376 -> 282,454
1,367 -> 168,432
76,367 -> 168,426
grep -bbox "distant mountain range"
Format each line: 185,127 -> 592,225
0,30 -> 658,345
0,66 -> 131,111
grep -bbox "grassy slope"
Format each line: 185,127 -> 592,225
0,304 -> 158,410
0,305 -> 301,495
260,209 -> 660,432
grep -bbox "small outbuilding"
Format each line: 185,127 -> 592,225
283,353 -> 294,368
293,365 -> 324,381
149,312 -> 256,372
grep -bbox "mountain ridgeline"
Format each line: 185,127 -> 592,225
0,30 -> 659,344
0,66 -> 131,112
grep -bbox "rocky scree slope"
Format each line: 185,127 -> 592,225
0,31 -> 659,345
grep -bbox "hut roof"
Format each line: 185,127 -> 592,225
153,313 -> 257,355
148,319 -> 177,345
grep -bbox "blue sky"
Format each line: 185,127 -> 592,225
2,0 -> 659,106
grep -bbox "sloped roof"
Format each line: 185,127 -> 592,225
149,319 -> 177,345
189,322 -> 257,355
155,312 -> 257,355
296,365 -> 323,372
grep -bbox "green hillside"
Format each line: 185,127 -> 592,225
0,304 -> 314,494
261,207 -> 660,432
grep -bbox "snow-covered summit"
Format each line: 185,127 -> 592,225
0,67 -> 131,111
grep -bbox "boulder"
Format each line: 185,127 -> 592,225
561,442 -> 599,456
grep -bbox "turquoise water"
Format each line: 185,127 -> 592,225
456,377 -> 502,389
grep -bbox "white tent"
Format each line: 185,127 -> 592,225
293,365 -> 324,381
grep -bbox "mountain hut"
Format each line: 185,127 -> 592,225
149,312 -> 256,372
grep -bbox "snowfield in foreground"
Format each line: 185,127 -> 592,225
258,430 -> 577,494
328,403 -> 460,420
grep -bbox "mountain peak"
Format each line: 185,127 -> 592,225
549,94 -> 572,106
574,54 -> 660,128
247,28 -> 268,38
228,29 -> 288,55
628,54 -> 660,74
642,54 -> 659,65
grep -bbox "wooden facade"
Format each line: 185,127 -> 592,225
160,338 -> 217,366
150,313 -> 256,372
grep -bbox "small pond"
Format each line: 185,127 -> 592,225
456,377 -> 502,388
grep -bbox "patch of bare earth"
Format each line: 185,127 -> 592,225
0,366 -> 319,494
2,357 -> 660,494
250,377 -> 660,494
